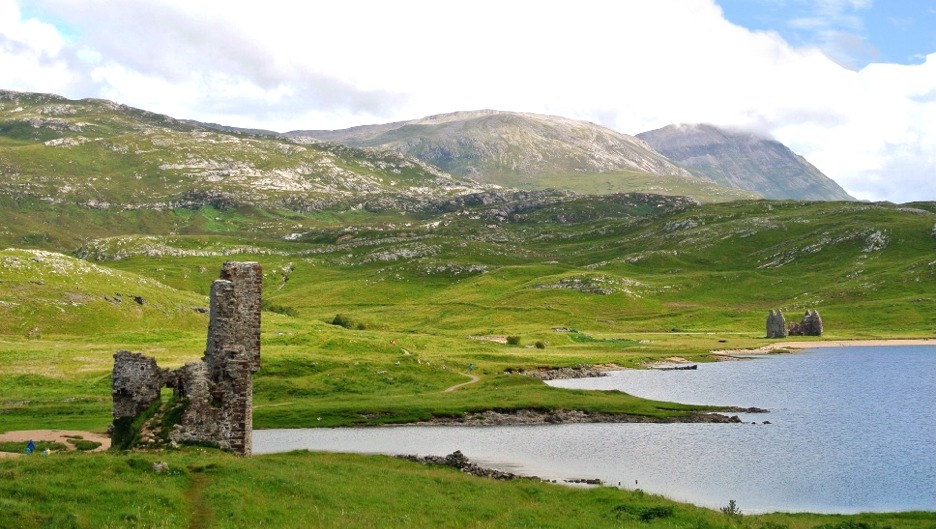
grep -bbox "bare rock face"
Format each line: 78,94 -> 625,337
111,261 -> 262,454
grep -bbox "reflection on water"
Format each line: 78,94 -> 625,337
254,345 -> 936,513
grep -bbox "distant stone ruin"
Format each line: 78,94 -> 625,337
111,262 -> 261,455
766,308 -> 822,338
788,309 -> 823,337
766,309 -> 786,338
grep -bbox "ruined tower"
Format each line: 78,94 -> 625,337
766,309 -> 786,338
789,309 -> 823,336
111,262 -> 262,455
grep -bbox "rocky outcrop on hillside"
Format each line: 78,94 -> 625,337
637,124 -> 854,201
533,275 -> 648,296
0,90 -> 497,213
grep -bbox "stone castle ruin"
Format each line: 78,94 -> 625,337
766,309 -> 786,338
788,309 -> 823,336
111,262 -> 261,455
766,308 -> 823,338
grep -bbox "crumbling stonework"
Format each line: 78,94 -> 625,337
766,309 -> 786,338
766,308 -> 822,338
111,262 -> 262,455
788,309 -> 823,336
112,351 -> 169,419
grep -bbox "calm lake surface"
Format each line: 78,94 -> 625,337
254,345 -> 936,514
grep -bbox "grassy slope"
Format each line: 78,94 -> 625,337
1,199 -> 933,431
0,248 -> 208,336
493,169 -> 760,202
0,90 -> 479,213
1,449 -> 933,529
0,199 -> 932,525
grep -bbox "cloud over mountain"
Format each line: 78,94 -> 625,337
1,0 -> 933,202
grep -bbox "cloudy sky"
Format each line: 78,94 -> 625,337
2,0 -> 934,202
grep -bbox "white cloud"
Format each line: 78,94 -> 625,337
778,54 -> 936,202
0,0 -> 76,93
0,0 -> 933,202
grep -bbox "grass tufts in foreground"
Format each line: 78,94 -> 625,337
0,449 -> 932,529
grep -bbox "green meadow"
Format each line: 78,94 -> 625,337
4,198 -> 933,431
1,196 -> 934,527
2,449 -> 934,529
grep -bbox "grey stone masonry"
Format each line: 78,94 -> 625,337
111,261 -> 262,455
219,261 -> 262,373
766,309 -> 786,338
789,309 -> 823,336
112,350 -> 168,420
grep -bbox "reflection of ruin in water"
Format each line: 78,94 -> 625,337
111,262 -> 261,455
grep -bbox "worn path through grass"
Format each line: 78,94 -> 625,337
443,372 -> 481,392
185,472 -> 212,529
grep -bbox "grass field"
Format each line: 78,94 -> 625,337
1,196 -> 933,526
1,448 -> 933,529
2,198 -> 933,431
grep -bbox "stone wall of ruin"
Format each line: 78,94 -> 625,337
789,309 -> 823,336
112,350 -> 168,420
110,261 -> 262,455
766,309 -> 786,338
766,308 -> 823,338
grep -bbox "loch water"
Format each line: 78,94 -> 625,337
254,345 -> 936,513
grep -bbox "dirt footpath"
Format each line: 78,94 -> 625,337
0,429 -> 111,458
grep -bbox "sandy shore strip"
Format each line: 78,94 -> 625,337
712,338 -> 933,358
0,429 -> 111,458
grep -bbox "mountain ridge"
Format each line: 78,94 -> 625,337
2,89 -> 851,207
288,109 -> 693,179
637,123 -> 854,201
288,110 -> 851,201
0,89 -> 500,213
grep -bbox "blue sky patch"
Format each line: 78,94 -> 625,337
717,0 -> 936,69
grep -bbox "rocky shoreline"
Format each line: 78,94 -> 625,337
511,364 -> 610,381
398,450 -> 602,485
412,407 -> 766,427
434,363 -> 771,426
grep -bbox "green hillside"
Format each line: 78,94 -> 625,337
3,193 -> 932,432
3,449 -> 932,529
2,90 -> 934,527
502,168 -> 760,202
1,88 -> 933,442
0,248 -> 208,337
94,198 -> 934,340
0,90 -> 488,211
